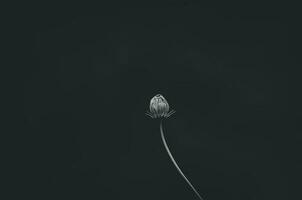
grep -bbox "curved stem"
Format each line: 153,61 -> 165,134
160,120 -> 204,200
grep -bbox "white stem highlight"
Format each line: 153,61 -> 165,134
160,120 -> 204,200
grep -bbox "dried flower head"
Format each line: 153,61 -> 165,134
146,94 -> 175,118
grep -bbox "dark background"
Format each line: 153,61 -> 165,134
17,1 -> 301,199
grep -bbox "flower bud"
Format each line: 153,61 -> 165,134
146,94 -> 175,118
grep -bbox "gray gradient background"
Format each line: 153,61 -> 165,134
20,1 -> 300,200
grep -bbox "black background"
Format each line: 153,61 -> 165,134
17,1 -> 301,199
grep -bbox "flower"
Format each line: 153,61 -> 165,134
146,94 -> 175,118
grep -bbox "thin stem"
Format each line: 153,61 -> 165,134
160,120 -> 204,200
